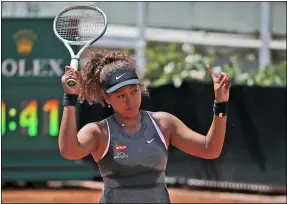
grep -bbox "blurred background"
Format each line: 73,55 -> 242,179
1,1 -> 286,203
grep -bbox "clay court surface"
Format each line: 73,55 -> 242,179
2,182 -> 286,203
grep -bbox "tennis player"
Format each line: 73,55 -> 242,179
59,50 -> 231,203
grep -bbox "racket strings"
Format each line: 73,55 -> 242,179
55,9 -> 105,43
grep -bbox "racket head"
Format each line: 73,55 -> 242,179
53,5 -> 108,46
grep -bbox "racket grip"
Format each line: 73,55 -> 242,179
70,58 -> 79,70
67,59 -> 79,87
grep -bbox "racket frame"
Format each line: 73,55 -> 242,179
53,5 -> 108,87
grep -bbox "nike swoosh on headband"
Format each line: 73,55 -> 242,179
116,73 -> 126,80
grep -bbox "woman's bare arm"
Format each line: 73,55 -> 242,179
166,112 -> 227,159
157,65 -> 231,159
58,106 -> 99,160
59,66 -> 101,160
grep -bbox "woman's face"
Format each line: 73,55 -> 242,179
106,84 -> 142,118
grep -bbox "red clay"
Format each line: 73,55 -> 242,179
2,188 -> 286,203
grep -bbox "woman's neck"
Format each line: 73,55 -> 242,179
115,111 -> 141,127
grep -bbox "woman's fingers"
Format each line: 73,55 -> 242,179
206,64 -> 217,82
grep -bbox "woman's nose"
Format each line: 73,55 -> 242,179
126,95 -> 135,107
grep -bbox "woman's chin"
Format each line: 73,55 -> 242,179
124,106 -> 140,117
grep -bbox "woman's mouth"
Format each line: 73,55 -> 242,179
126,106 -> 137,110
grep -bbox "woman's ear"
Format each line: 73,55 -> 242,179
99,88 -> 110,104
103,94 -> 109,104
105,97 -> 110,105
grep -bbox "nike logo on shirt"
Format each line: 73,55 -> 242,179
147,138 -> 155,143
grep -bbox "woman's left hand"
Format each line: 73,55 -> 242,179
206,64 -> 231,102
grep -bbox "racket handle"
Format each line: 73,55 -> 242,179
70,58 -> 79,70
67,58 -> 79,87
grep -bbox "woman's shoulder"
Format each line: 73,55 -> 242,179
82,119 -> 109,135
145,110 -> 174,121
144,110 -> 175,130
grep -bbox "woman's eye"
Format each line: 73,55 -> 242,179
117,95 -> 125,99
131,89 -> 138,94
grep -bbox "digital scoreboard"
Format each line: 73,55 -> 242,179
1,82 -> 65,150
2,99 -> 59,137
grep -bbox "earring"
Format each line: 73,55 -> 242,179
108,104 -> 111,108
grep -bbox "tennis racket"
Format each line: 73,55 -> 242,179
53,5 -> 108,87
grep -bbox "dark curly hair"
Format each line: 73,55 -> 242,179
79,49 -> 149,106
